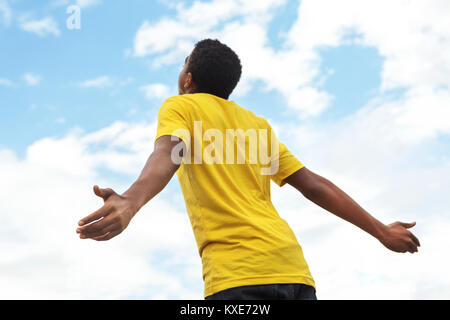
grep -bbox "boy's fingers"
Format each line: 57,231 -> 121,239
91,233 -> 111,241
93,185 -> 115,201
400,221 -> 416,229
408,240 -> 418,253
78,205 -> 113,226
80,223 -> 119,239
92,230 -> 120,241
410,232 -> 421,247
78,214 -> 116,234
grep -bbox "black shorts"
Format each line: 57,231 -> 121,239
205,283 -> 317,300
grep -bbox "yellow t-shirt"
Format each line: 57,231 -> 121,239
155,92 -> 315,297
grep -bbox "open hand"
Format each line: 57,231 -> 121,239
76,185 -> 136,241
379,221 -> 421,253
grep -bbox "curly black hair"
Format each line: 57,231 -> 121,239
187,39 -> 242,100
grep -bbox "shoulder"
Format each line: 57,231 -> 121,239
163,94 -> 188,106
254,114 -> 272,129
231,101 -> 271,127
162,94 -> 204,112
158,95 -> 194,116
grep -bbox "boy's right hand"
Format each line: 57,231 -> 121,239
379,221 -> 421,253
76,185 -> 137,241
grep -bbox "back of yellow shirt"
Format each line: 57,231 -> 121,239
155,93 -> 315,297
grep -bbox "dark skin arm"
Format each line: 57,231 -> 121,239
76,136 -> 181,241
76,135 -> 421,253
284,167 -> 421,253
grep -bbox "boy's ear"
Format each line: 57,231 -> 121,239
183,73 -> 190,88
185,73 -> 195,90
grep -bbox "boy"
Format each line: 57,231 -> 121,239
76,39 -> 420,300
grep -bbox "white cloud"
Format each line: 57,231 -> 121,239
52,0 -> 102,9
19,16 -> 60,37
130,0 -> 450,298
75,0 -> 102,8
269,111 -> 450,298
132,0 -> 332,116
77,76 -> 133,89
23,73 -> 41,86
132,0 -> 450,119
2,108 -> 449,299
0,121 -> 203,299
140,83 -> 172,100
0,0 -> 12,25
285,0 -> 450,92
55,117 -> 66,124
285,86 -> 334,118
3,0 -> 450,300
133,0 -> 286,58
78,76 -> 113,88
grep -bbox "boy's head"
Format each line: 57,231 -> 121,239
178,39 -> 242,100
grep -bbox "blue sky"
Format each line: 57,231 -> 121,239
1,1 -> 173,158
1,0 -> 450,299
1,0 -> 383,159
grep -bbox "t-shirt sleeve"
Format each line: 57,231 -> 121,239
260,117 -> 305,187
271,141 -> 305,187
154,97 -> 191,151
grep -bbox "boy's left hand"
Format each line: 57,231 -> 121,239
379,221 -> 421,253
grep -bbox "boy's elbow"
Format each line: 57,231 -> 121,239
303,180 -> 326,201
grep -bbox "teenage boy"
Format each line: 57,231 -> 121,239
76,39 -> 420,300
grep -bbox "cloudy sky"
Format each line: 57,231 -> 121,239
1,0 -> 449,299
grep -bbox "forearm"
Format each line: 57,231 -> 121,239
121,150 -> 178,215
306,176 -> 387,240
285,167 -> 419,253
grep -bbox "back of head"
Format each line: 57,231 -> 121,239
188,39 -> 242,100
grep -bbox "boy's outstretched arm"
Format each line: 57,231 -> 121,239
76,135 -> 182,241
284,167 -> 421,253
